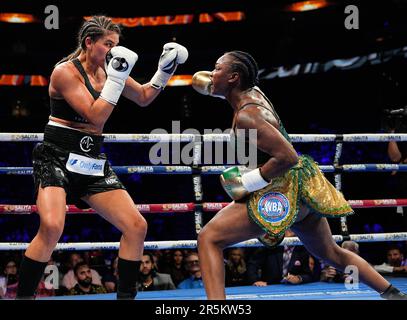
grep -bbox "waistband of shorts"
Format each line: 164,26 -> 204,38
44,124 -> 104,156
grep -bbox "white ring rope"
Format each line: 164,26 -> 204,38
1,133 -> 407,142
1,132 -> 406,250
2,164 -> 407,175
1,199 -> 407,215
0,233 -> 406,251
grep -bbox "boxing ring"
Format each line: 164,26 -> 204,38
1,132 -> 407,300
39,277 -> 407,300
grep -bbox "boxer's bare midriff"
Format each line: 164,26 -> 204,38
49,116 -> 102,135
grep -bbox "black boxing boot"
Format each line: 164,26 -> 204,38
16,255 -> 48,299
380,285 -> 407,300
116,258 -> 141,300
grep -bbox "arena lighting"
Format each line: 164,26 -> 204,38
84,11 -> 244,27
0,75 -> 48,86
285,0 -> 331,12
199,11 -> 245,23
167,75 -> 192,87
0,13 -> 38,23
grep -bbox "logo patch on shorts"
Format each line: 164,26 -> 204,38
66,153 -> 105,176
105,177 -> 118,185
257,192 -> 290,223
80,136 -> 94,152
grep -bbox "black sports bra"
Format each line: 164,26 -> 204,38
50,59 -> 100,123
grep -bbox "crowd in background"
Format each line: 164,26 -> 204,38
0,236 -> 406,298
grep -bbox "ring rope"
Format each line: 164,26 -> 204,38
1,133 -> 407,143
2,132 -> 406,241
0,232 -> 406,251
0,199 -> 406,214
1,164 -> 407,175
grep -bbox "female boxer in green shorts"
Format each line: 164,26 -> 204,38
192,51 -> 406,300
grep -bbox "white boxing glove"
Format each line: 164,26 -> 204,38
150,42 -> 188,90
100,46 -> 138,105
220,166 -> 270,201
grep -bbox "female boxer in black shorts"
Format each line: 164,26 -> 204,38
16,15 -> 188,299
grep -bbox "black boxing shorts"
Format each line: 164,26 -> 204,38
32,123 -> 126,209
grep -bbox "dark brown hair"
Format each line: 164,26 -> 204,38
56,15 -> 121,66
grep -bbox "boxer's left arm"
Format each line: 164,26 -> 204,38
121,77 -> 160,107
122,42 -> 188,106
220,106 -> 299,201
235,106 -> 299,181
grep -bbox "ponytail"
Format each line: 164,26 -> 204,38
55,47 -> 82,66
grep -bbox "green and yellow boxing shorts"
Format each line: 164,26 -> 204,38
248,155 -> 354,247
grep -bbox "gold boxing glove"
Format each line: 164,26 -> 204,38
220,166 -> 270,201
192,71 -> 224,98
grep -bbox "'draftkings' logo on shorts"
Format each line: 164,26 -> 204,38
257,192 -> 290,223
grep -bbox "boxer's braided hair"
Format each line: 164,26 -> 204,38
226,51 -> 260,89
56,15 -> 122,66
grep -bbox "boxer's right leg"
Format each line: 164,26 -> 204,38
197,202 -> 263,300
17,186 -> 66,299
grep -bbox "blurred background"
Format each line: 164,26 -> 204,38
0,0 -> 406,254
1,0 -> 407,133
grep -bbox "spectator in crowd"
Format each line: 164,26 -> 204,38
160,250 -> 188,287
178,252 -> 204,289
150,250 -> 164,271
247,230 -> 317,286
103,256 -> 119,293
62,253 -> 102,290
342,240 -> 360,254
225,248 -> 248,287
373,246 -> 407,276
321,241 -> 360,283
86,250 -> 111,287
67,262 -> 107,295
137,252 -> 175,291
0,259 -> 19,299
